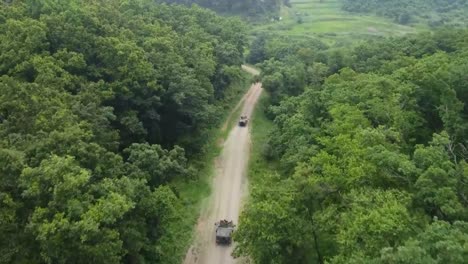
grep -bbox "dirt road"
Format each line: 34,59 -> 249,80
183,67 -> 262,264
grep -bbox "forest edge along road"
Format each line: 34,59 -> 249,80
183,65 -> 262,264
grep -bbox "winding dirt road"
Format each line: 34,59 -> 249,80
183,65 -> 262,264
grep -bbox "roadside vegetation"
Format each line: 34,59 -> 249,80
235,24 -> 468,264
238,2 -> 468,263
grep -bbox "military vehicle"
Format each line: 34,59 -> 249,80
238,115 -> 248,127
215,219 -> 235,245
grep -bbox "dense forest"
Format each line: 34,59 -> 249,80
343,0 -> 468,26
156,0 -> 282,16
0,0 -> 247,263
236,29 -> 468,263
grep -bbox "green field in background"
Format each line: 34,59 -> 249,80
253,0 -> 426,43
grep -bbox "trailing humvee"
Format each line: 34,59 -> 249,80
215,220 -> 235,245
238,115 -> 248,127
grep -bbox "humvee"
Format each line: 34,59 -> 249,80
215,220 -> 235,245
239,115 -> 248,127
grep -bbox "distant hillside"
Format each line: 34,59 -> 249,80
342,0 -> 468,26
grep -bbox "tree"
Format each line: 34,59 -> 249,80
20,155 -> 132,263
124,143 -> 192,186
378,220 -> 468,264
248,34 -> 267,64
330,189 -> 415,261
234,175 -> 312,264
413,132 -> 467,221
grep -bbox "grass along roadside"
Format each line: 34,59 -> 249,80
247,91 -> 277,184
